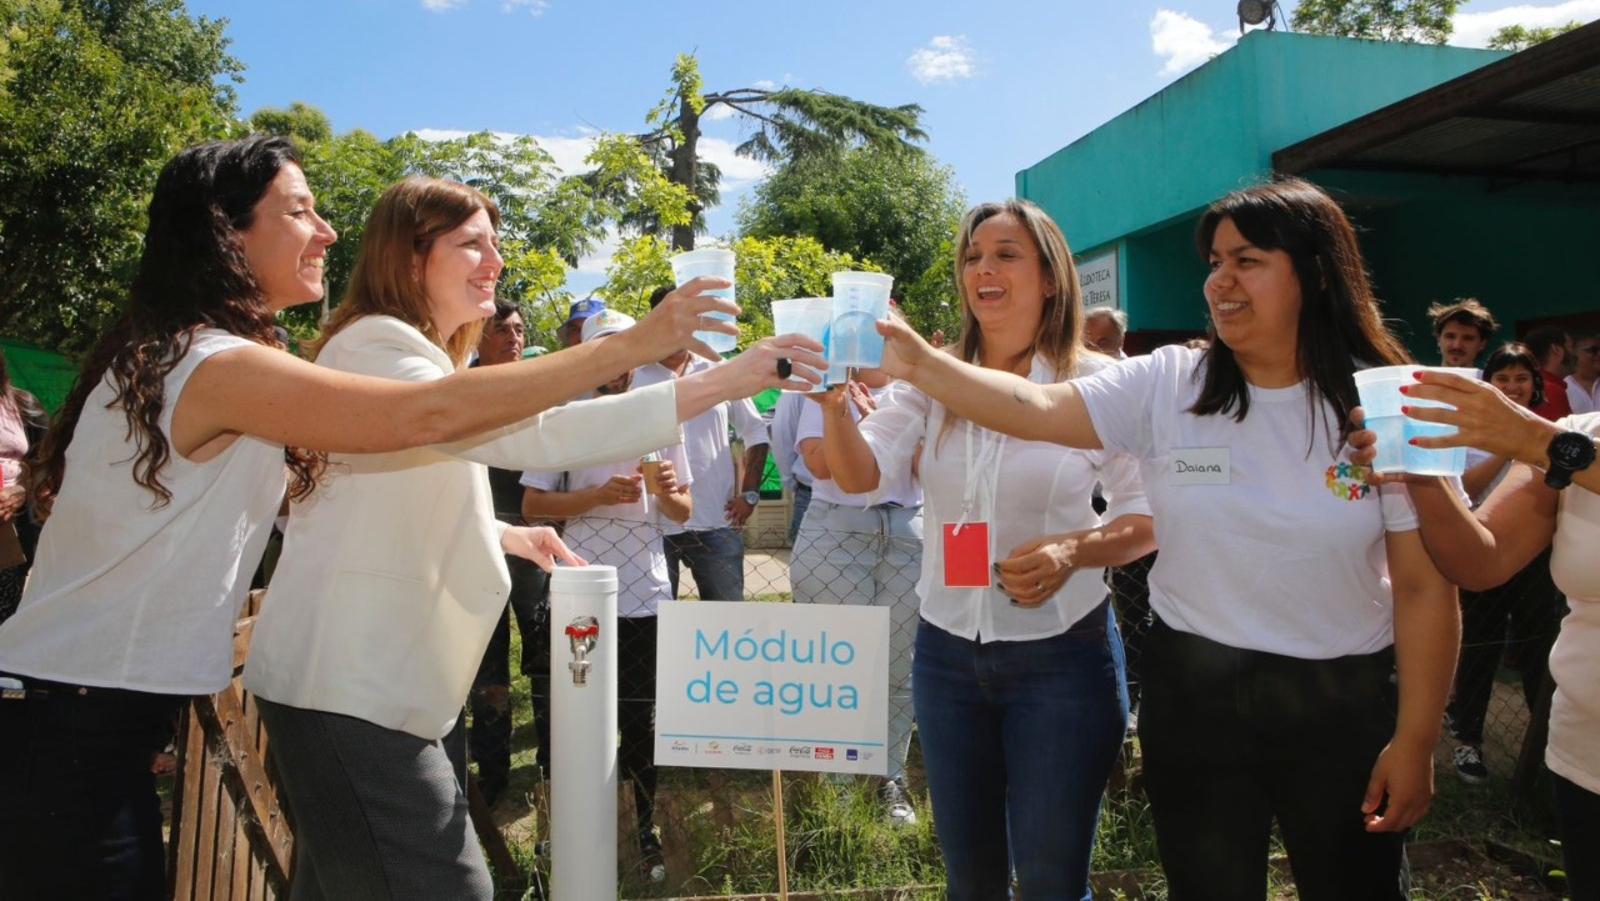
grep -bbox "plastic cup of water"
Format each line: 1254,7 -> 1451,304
829,271 -> 894,369
770,298 -> 837,392
1353,365 -> 1476,476
668,248 -> 738,355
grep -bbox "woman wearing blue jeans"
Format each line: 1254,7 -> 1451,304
816,200 -> 1154,899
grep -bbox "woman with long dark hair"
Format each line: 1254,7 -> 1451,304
865,178 -> 1458,899
0,353 -> 46,624
0,136 -> 820,898
811,200 -> 1154,898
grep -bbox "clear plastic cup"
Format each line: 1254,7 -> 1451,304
1353,365 -> 1477,475
770,298 -> 838,392
829,271 -> 894,369
668,248 -> 738,354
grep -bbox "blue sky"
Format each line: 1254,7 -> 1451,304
190,0 -> 1599,295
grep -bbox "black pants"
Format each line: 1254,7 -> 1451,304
1139,621 -> 1408,901
0,680 -> 184,901
619,615 -> 658,836
468,556 -> 552,792
1555,772 -> 1600,901
1449,547 -> 1562,744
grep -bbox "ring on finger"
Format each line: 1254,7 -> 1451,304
776,358 -> 793,380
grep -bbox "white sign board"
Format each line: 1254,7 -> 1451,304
654,601 -> 889,775
1078,248 -> 1119,310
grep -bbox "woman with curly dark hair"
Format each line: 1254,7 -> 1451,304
0,352 -> 46,625
0,135 -> 820,899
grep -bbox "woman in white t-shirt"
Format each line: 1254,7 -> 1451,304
1446,342 -> 1565,787
791,366 -> 925,823
0,137 -> 821,900
864,178 -> 1458,900
1354,373 -> 1600,901
813,200 -> 1155,900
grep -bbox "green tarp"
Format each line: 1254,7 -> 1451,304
1,340 -> 76,414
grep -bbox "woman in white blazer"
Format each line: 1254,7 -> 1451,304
243,177 -> 819,899
0,137 -> 820,900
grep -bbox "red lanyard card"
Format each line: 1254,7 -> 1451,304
942,522 -> 991,588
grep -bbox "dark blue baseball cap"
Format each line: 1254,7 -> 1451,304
563,298 -> 606,329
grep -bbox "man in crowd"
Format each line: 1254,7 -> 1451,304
1083,307 -> 1128,359
558,297 -> 606,349
633,287 -> 770,601
1526,325 -> 1574,421
1428,298 -> 1496,370
464,300 -> 547,807
1567,331 -> 1600,415
769,392 -> 814,546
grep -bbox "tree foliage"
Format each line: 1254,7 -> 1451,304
1486,21 -> 1583,51
602,234 -> 872,348
0,0 -> 240,352
634,54 -> 927,250
1290,0 -> 1460,44
737,144 -> 965,339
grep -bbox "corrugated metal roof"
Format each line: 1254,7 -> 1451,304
1274,22 -> 1600,182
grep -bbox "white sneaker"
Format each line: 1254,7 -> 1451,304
1452,744 -> 1488,785
880,779 -> 917,828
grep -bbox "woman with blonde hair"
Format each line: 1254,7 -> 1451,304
242,176 -> 818,898
813,199 -> 1154,898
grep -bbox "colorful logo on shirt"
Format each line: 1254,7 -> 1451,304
1325,462 -> 1373,501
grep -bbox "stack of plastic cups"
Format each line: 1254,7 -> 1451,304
828,271 -> 894,383
668,248 -> 739,355
1353,366 -> 1479,475
770,298 -> 837,392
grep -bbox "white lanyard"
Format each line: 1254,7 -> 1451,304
954,418 -> 1005,532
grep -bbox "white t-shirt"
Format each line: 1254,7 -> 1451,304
1077,345 -> 1421,659
1565,376 -> 1599,416
860,354 -> 1151,642
769,392 -> 813,491
0,330 -> 285,693
797,386 -> 922,509
1546,411 -> 1600,794
521,436 -> 691,618
634,358 -> 769,534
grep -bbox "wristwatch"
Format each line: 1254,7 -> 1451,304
1544,431 -> 1597,490
741,490 -> 761,507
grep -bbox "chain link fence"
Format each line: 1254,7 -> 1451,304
457,497 -> 1564,898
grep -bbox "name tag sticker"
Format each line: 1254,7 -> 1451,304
1170,447 -> 1231,486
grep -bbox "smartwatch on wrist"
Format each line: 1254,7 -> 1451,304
1544,431 -> 1597,490
741,490 -> 761,507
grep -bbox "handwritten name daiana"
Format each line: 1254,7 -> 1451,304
1174,459 -> 1223,474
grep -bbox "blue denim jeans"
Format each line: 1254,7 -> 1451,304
787,482 -> 812,548
913,606 -> 1129,901
664,527 -> 746,601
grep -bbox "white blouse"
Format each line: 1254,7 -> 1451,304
859,354 -> 1150,642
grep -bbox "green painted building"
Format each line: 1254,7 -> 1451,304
1018,26 -> 1600,357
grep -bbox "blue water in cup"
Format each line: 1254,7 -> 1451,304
1353,365 -> 1476,476
770,297 -> 834,392
829,271 -> 894,369
669,248 -> 738,354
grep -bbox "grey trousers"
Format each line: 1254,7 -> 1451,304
256,698 -> 493,901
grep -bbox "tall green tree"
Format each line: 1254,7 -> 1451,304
1291,0 -> 1460,43
0,0 -> 239,352
737,144 -> 965,338
249,102 -> 333,145
1487,21 -> 1583,51
634,54 -> 927,251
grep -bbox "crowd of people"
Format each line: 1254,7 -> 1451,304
0,133 -> 1595,901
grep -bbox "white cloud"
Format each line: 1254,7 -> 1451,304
1451,0 -> 1600,47
695,136 -> 774,188
1150,9 -> 1234,76
501,0 -> 549,13
703,103 -> 739,121
421,0 -> 466,9
575,226 -> 621,275
906,35 -> 977,84
753,79 -> 780,91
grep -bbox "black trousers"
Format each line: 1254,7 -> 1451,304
468,555 -> 552,790
1139,620 -> 1408,901
618,615 -> 659,836
0,680 -> 184,901
1555,772 -> 1600,901
1448,547 -> 1562,745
